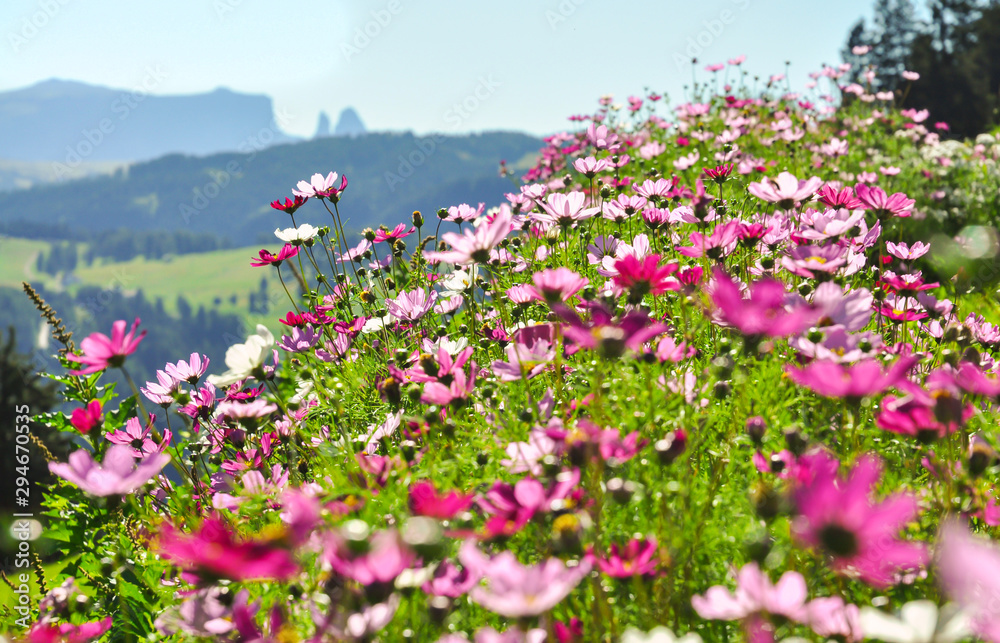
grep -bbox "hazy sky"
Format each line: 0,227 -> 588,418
1,0 -> 873,138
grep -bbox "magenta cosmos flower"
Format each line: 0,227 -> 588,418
710,269 -> 816,339
785,356 -> 916,402
251,243 -> 299,267
270,194 -> 307,215
69,399 -> 103,434
747,171 -> 823,207
26,617 -> 113,643
792,452 -> 928,587
69,318 -> 146,375
49,445 -> 169,497
323,528 -> 414,586
408,480 -> 474,519
459,541 -> 591,617
612,254 -> 679,297
593,536 -> 659,578
157,517 -> 299,583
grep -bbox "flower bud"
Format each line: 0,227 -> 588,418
746,416 -> 766,445
655,430 -> 687,465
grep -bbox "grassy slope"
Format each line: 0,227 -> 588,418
0,236 -> 286,336
0,237 -> 51,287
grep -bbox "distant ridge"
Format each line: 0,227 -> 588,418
0,79 -> 300,163
0,131 -> 542,246
334,107 -> 367,137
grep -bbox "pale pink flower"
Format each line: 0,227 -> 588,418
49,445 -> 169,497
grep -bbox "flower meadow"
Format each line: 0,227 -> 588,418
12,58 -> 1000,642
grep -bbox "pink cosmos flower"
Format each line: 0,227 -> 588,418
373,222 -> 416,244
425,206 -> 515,265
385,288 -> 437,322
164,352 -> 210,384
796,208 -> 866,241
477,471 -> 580,538
817,185 -> 864,210
781,244 -> 849,278
421,364 -> 477,406
423,559 -> 481,598
446,202 -> 485,222
25,617 -> 113,643
676,221 -> 740,259
937,520 -> 1000,641
157,516 -> 299,583
278,325 -> 322,353
573,156 -> 612,177
692,562 -> 809,622
70,400 -> 103,434
106,415 -> 170,457
526,268 -> 589,304
593,537 -> 659,578
805,596 -> 862,641
537,191 -> 599,226
559,304 -> 668,358
292,171 -> 348,200
612,254 -> 680,297
49,445 -> 169,497
886,240 -> 930,261
251,244 -> 299,267
323,529 -> 414,586
586,122 -> 619,151
811,283 -> 873,331
785,356 -> 916,402
792,452 -> 928,587
70,318 -> 146,375
459,541 -> 591,617
747,172 -> 823,207
492,334 -> 555,382
710,269 -> 816,339
408,480 -> 474,519
855,184 -> 915,218
141,369 -> 179,405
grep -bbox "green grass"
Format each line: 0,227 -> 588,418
0,237 -> 51,289
0,236 -> 292,337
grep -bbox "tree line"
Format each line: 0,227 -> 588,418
844,0 -> 1000,138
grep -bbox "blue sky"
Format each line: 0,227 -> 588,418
1,0 -> 873,138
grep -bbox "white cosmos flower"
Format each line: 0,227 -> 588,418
858,600 -> 971,643
275,224 -> 320,244
362,315 -> 392,335
207,325 -> 275,387
440,266 -> 479,299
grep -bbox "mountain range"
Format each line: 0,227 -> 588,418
0,130 -> 541,246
